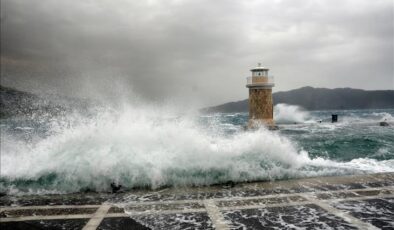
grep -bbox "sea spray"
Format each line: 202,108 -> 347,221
0,104 -> 313,194
274,104 -> 312,124
1,104 -> 394,195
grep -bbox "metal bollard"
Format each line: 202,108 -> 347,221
332,114 -> 338,123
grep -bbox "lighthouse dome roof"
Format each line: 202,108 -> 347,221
250,66 -> 269,72
250,63 -> 269,71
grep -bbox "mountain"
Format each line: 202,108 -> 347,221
2,85 -> 393,117
203,87 -> 394,113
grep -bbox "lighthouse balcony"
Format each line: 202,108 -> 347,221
246,76 -> 274,88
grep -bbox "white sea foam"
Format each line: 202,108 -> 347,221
338,111 -> 394,125
0,105 -> 307,193
274,104 -> 313,124
14,127 -> 34,130
372,112 -> 394,122
1,103 -> 393,194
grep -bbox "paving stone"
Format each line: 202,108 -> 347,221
0,219 -> 89,230
315,192 -> 359,200
216,196 -> 307,208
98,217 -> 150,230
124,202 -> 204,212
332,198 -> 394,229
0,193 -> 113,207
108,207 -> 125,214
222,204 -> 357,229
355,189 -> 393,197
131,212 -> 213,230
0,208 -> 97,218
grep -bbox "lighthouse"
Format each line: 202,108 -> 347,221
246,63 -> 275,128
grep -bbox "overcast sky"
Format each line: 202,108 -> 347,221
1,0 -> 393,107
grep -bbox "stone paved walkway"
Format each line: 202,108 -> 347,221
1,173 -> 393,229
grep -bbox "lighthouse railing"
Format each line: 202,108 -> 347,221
246,76 -> 274,85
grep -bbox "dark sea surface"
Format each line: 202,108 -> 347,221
1,104 -> 393,195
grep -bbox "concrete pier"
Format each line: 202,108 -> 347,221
1,172 -> 393,229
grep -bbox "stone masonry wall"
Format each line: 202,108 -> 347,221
249,88 -> 273,122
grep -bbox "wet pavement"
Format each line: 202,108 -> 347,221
1,172 -> 393,229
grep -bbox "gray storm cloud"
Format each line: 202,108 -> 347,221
1,0 -> 393,106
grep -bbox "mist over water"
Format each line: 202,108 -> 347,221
1,101 -> 394,195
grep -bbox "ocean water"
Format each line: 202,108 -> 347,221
0,103 -> 393,195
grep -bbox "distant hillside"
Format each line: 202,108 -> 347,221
203,87 -> 394,113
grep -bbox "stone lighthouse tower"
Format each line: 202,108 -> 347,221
246,63 -> 275,128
